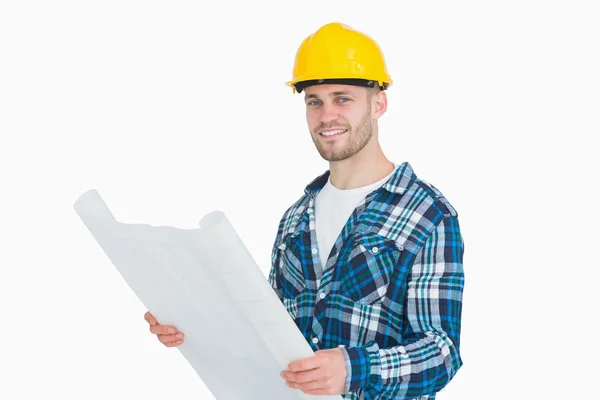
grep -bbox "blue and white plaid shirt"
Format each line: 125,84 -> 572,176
269,161 -> 465,400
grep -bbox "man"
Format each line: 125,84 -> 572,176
145,22 -> 465,399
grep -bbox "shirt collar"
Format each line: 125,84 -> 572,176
304,161 -> 417,197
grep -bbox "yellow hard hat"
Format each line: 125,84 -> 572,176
286,22 -> 393,93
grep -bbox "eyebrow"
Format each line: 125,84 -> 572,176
305,91 -> 355,100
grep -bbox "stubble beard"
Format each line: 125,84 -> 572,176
311,110 -> 374,162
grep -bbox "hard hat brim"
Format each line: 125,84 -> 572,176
286,78 -> 391,93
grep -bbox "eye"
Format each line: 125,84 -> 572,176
307,100 -> 322,106
338,97 -> 350,103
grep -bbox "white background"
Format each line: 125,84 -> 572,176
1,1 -> 599,399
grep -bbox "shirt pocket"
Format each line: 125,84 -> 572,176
276,231 -> 306,299
340,231 -> 402,305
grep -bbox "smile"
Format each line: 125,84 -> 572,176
320,129 -> 348,137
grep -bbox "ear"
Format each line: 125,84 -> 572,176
372,90 -> 387,120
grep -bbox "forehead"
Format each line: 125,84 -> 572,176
303,84 -> 364,98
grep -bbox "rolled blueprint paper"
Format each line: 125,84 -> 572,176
73,189 -> 342,400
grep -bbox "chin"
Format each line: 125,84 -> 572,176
321,152 -> 351,162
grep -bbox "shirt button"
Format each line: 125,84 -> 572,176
312,337 -> 319,344
372,246 -> 379,253
319,292 -> 326,299
312,248 -> 318,255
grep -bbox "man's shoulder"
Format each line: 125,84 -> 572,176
273,193 -> 311,245
379,161 -> 459,220
378,173 -> 461,253
272,168 -> 329,245
411,177 -> 459,218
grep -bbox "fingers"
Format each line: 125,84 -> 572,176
144,311 -> 157,325
164,340 -> 183,347
148,323 -> 179,336
160,332 -> 185,347
288,355 -> 321,372
287,377 -> 331,392
144,311 -> 184,347
304,387 -> 335,396
144,311 -> 178,335
283,368 -> 324,384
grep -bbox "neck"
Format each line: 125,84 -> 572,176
328,141 -> 395,190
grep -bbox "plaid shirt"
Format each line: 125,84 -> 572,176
268,161 -> 465,400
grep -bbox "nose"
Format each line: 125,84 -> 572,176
319,102 -> 339,125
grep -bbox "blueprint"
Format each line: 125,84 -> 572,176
73,189 -> 342,400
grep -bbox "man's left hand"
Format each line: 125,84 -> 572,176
280,348 -> 347,395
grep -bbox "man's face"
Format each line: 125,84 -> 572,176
304,84 -> 376,162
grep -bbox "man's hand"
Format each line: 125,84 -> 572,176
144,311 -> 184,347
280,348 -> 347,395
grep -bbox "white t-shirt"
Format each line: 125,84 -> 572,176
314,165 -> 397,283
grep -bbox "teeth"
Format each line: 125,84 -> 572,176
321,129 -> 347,136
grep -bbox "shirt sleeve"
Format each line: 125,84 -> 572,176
339,214 -> 465,398
268,237 -> 283,302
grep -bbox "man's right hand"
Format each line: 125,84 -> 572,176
144,311 -> 184,347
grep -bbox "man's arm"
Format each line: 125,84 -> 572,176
340,214 -> 465,398
268,237 -> 283,302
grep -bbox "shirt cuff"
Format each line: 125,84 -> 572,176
339,342 -> 382,393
